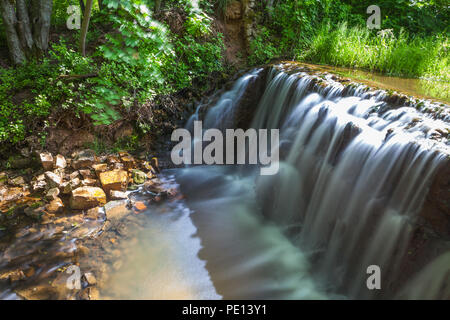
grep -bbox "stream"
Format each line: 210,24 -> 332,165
102,63 -> 450,300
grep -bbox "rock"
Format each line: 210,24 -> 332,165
92,163 -> 108,176
24,205 -> 46,219
85,206 -> 103,220
151,157 -> 160,173
61,177 -> 81,194
55,154 -> 67,169
70,187 -> 107,210
46,197 -> 64,214
40,152 -> 54,170
132,169 -> 147,185
31,174 -> 46,192
8,176 -> 26,186
72,149 -> 96,170
120,153 -> 135,170
79,169 -> 93,179
83,273 -> 97,285
45,187 -> 60,200
82,178 -> 98,187
9,270 -> 26,282
107,155 -> 120,165
99,170 -> 129,194
45,171 -> 62,188
104,200 -> 130,223
0,187 -> 27,202
110,190 -> 128,200
69,171 -> 80,180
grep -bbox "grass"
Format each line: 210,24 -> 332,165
298,23 -> 449,82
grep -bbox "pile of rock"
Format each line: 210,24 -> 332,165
1,149 -> 163,224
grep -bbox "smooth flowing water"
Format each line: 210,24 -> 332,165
105,65 -> 450,299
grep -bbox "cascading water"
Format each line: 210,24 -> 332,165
175,64 -> 450,299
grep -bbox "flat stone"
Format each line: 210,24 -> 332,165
70,187 -> 107,210
40,152 -> 54,170
99,170 -> 129,194
82,178 -> 98,187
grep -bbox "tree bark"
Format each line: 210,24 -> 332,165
97,0 -> 103,11
0,0 -> 26,64
79,0 -> 93,56
16,0 -> 34,54
154,0 -> 161,13
30,0 -> 53,53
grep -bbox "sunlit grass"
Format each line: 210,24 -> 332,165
299,23 -> 449,82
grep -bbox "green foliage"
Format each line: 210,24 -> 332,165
248,0 -> 449,80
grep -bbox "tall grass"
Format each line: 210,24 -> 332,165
299,23 -> 449,81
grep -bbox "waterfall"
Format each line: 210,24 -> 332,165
181,65 -> 450,299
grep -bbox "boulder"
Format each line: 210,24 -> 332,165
82,178 -> 98,187
40,152 -> 54,170
99,170 -> 129,194
104,200 -> 130,223
61,177 -> 81,194
79,169 -> 93,179
92,163 -> 108,176
70,187 -> 107,210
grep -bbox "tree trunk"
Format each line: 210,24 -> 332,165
30,0 -> 53,53
0,0 -> 53,64
79,0 -> 93,56
16,0 -> 34,54
98,0 -> 103,11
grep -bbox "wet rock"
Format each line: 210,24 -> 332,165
46,197 -> 64,214
24,205 -> 46,219
104,200 -> 130,224
45,187 -> 60,200
55,154 -> 67,169
85,207 -> 103,220
83,272 -> 97,285
15,285 -> 55,300
40,152 -> 54,170
132,169 -> 147,185
72,150 -> 96,170
45,171 -> 63,188
99,170 -> 129,194
70,187 -> 107,210
110,190 -> 128,200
